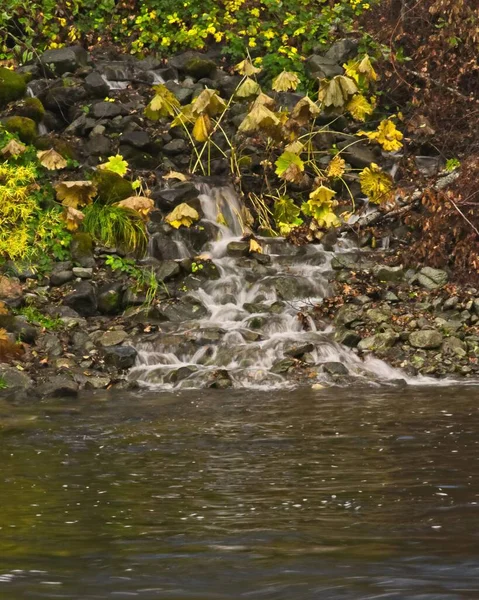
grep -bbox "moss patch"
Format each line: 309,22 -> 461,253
16,97 -> 45,123
92,170 -> 134,204
0,68 -> 27,108
4,116 -> 37,143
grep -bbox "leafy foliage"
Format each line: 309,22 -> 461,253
98,154 -> 129,177
359,118 -> 403,152
359,163 -> 394,204
165,203 -> 200,229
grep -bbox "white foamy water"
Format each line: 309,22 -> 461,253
130,185 -> 439,390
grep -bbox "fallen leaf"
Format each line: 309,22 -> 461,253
272,71 -> 300,92
62,206 -> 85,231
55,181 -> 97,208
249,239 -> 262,253
37,149 -> 67,170
115,196 -> 154,219
163,171 -> 187,181
1,139 -> 26,158
165,202 -> 199,228
98,154 -> 129,176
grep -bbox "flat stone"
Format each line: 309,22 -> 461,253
103,345 -> 138,369
409,329 -> 443,349
417,267 -> 448,290
99,330 -> 128,347
373,265 -> 404,282
358,331 -> 399,352
322,361 -> 349,375
120,130 -> 150,148
37,375 -> 79,398
40,46 -> 88,75
72,267 -> 93,279
334,328 -> 361,347
0,365 -> 33,390
226,241 -> 250,257
155,261 -> 180,282
162,138 -> 188,155
91,101 -> 125,119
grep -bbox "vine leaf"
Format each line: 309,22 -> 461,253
145,84 -> 181,119
359,118 -> 403,152
359,163 -> 394,204
192,114 -> 213,142
272,71 -> 300,92
318,75 -> 358,107
62,206 -> 85,231
236,77 -> 261,99
37,149 -> 67,170
273,195 -> 303,234
55,181 -> 97,209
163,171 -> 187,181
238,103 -> 280,134
326,155 -> 346,178
165,203 -> 199,229
290,96 -> 320,126
302,185 -> 340,228
115,196 -> 154,220
1,139 -> 26,158
191,89 -> 227,117
275,151 -> 304,183
98,154 -> 129,176
235,58 -> 261,76
346,94 -> 374,122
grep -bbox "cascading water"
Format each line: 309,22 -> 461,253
129,184 -> 429,390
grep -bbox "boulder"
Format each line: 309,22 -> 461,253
305,55 -> 343,79
416,267 -> 448,290
322,361 -> 349,375
99,330 -> 129,347
157,296 -> 207,322
169,52 -> 217,78
358,331 -> 399,352
0,67 -> 27,108
64,282 -> 97,316
0,365 -> 33,391
120,130 -> 151,149
84,70 -> 110,97
37,375 -> 79,398
50,270 -> 74,286
373,264 -> 405,282
70,232 -> 96,268
103,344 -> 137,369
409,329 -> 443,349
40,46 -> 89,75
91,101 -> 127,118
3,116 -> 36,143
0,276 -> 22,305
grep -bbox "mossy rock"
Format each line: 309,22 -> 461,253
0,68 -> 27,109
184,57 -> 217,79
15,97 -> 45,123
92,170 -> 134,204
4,116 -> 37,143
70,232 -> 95,267
35,136 -> 77,160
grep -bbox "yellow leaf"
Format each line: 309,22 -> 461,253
170,103 -> 195,128
358,54 -> 377,81
326,155 -> 346,178
236,77 -> 261,99
98,154 -> 129,176
115,196 -> 154,220
290,96 -> 320,126
359,163 -> 394,204
346,94 -> 374,122
1,139 -> 26,158
252,93 -> 276,111
192,114 -> 213,142
285,140 -> 304,154
272,71 -> 300,92
249,239 -> 262,253
54,181 -> 97,209
318,75 -> 358,107
165,202 -> 199,228
235,58 -> 261,76
163,171 -> 187,181
146,84 -> 181,119
191,88 -> 227,117
238,103 -> 280,134
359,119 -> 403,152
62,206 -> 84,231
37,149 -> 68,170
275,151 -> 304,183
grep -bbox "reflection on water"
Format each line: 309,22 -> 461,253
0,385 -> 478,599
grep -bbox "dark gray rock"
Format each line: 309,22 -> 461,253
120,130 -> 150,148
157,296 -> 207,322
72,267 -> 93,279
323,39 -> 358,63
334,328 -> 361,347
97,282 -> 124,315
70,232 -> 96,268
84,70 -> 110,97
226,241 -> 250,257
40,46 -> 89,75
162,138 -> 188,155
64,281 -> 97,317
91,101 -> 127,119
103,345 -> 137,369
306,55 -> 343,79
169,51 -> 217,78
152,182 -> 199,210
271,358 -> 295,374
50,270 -> 74,286
37,375 -> 79,398
335,304 -> 362,327
85,134 -> 111,156
338,140 -> 379,169
164,81 -> 194,104
43,83 -> 87,112
155,261 -> 180,282
322,361 -> 349,375
373,264 -> 405,282
99,330 -> 128,347
358,331 -> 399,352
0,365 -> 33,390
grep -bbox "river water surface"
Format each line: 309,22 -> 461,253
0,386 -> 478,599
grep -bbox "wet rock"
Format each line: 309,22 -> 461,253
91,101 -> 127,118
85,134 -> 111,156
416,267 -> 448,290
164,365 -> 197,384
40,46 -> 89,75
334,328 -> 361,347
0,67 -> 27,108
37,375 -> 79,398
158,296 -> 207,322
335,304 -> 362,327
120,130 -> 150,149
322,361 -> 349,376
97,283 -> 123,315
373,264 -> 405,283
83,375 -> 111,390
152,182 -> 199,210
169,52 -> 217,78
409,329 -> 443,349
358,331 -> 399,352
155,261 -> 180,282
271,358 -> 295,374
37,332 -> 63,357
163,138 -> 188,155
0,365 -> 33,391
50,270 -> 74,286
84,70 -> 110,97
43,83 -> 87,112
285,343 -> 315,359
265,275 -> 317,301
99,330 -> 128,347
366,308 -> 391,324
149,231 -> 186,261
10,316 -> 38,343
164,81 -> 194,104
306,55 -> 343,79
323,38 -> 359,63
226,241 -> 250,257
443,336 -> 467,358
64,282 -> 97,317
103,345 -> 137,369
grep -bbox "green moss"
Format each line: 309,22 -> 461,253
0,68 -> 27,108
92,170 -> 134,204
35,137 -> 77,160
184,57 -> 216,78
70,232 -> 93,260
17,97 -> 45,123
4,116 -> 37,143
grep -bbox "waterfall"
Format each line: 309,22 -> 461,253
130,185 -> 434,390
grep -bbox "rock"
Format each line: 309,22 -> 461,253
40,46 -> 89,75
338,140 -> 379,169
409,329 -> 443,349
15,97 -> 45,123
85,134 -> 111,156
334,328 -> 361,347
155,261 -> 180,282
3,116 -> 36,143
99,330 -> 128,347
284,343 -> 315,358
43,82 -> 87,112
103,345 -> 137,369
64,282 -> 97,317
271,358 -> 295,374
84,376 -> 111,390
323,39 -> 359,63
417,267 -> 448,290
152,182 -> 199,210
37,375 -> 79,398
157,296 -> 207,322
84,70 -> 110,97
358,331 -> 399,352
120,130 -> 150,149
164,81 -> 194,104
305,55 -> 343,79
0,365 -> 33,390
70,232 -> 96,268
162,138 -> 188,155
72,267 -> 93,279
322,361 -> 349,375
443,336 -> 467,358
226,241 -> 250,257
10,316 -> 38,343
37,332 -> 63,357
0,67 -> 27,108
92,170 -> 134,203
50,270 -> 74,286
91,101 -> 126,118
169,52 -> 217,78
335,304 -> 362,327
443,296 -> 459,311
373,265 -> 405,282
164,365 -> 197,384
0,276 -> 22,305
366,308 -> 391,324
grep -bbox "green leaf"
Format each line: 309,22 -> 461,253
98,154 -> 129,177
301,185 -> 340,228
274,151 -> 304,183
273,195 -> 303,231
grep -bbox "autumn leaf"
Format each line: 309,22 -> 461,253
165,202 -> 199,228
170,103 -> 195,128
192,114 -> 213,142
359,163 -> 394,204
1,139 -> 26,158
163,171 -> 187,181
290,96 -> 320,126
235,58 -> 261,76
302,185 -> 340,228
37,149 -> 68,170
98,154 -> 129,176
55,181 -> 97,208
249,239 -> 262,253
272,71 -> 300,92
273,196 -> 303,234
238,103 -> 280,134
309,185 -> 336,205
318,75 -> 358,107
346,94 -> 374,122
191,88 -> 227,117
235,77 -> 261,99
285,140 -> 304,154
145,84 -> 181,119
275,151 -> 305,183
115,196 -> 154,220
359,119 -> 403,152
62,206 -> 85,231
252,93 -> 276,111
326,155 -> 346,178
358,55 -> 377,81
